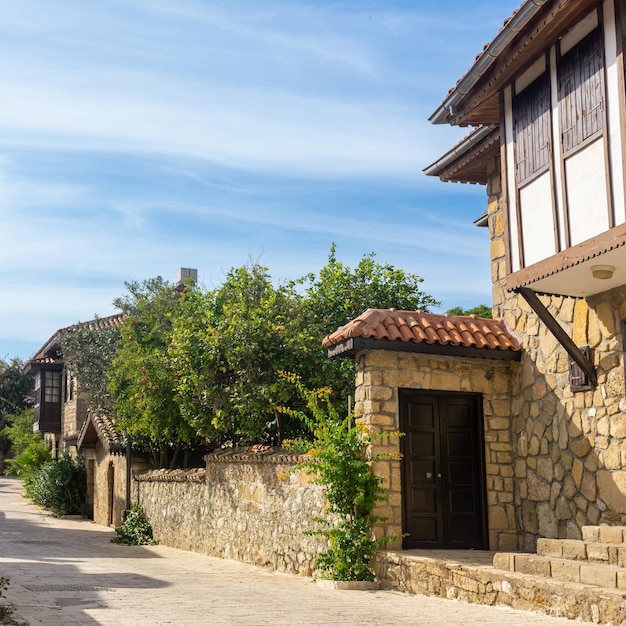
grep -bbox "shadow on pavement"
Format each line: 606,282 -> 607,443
0,476 -> 170,624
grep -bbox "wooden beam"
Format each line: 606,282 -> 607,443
516,287 -> 597,387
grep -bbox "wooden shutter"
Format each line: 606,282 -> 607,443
569,346 -> 593,391
513,74 -> 551,185
558,28 -> 605,153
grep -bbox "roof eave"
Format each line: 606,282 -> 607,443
423,125 -> 500,183
429,0 -> 550,126
327,336 -> 521,362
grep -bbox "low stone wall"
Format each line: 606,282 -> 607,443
374,551 -> 626,624
133,447 -> 328,576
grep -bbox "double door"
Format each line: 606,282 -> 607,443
400,390 -> 488,550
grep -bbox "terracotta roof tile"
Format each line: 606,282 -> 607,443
26,313 -> 124,371
322,309 -> 521,354
77,410 -> 124,451
27,355 -> 60,366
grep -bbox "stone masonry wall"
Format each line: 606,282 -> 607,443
354,350 -> 518,551
93,446 -> 128,528
488,153 -> 626,550
134,449 -> 328,576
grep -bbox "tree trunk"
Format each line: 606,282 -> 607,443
168,446 -> 180,470
274,410 -> 284,446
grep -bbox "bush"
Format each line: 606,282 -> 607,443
4,442 -> 51,478
283,375 -> 401,581
112,504 -> 157,545
25,454 -> 87,517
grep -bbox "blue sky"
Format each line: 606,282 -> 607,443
1,0 -> 521,361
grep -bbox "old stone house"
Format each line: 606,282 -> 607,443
325,0 -> 626,554
24,313 -> 142,527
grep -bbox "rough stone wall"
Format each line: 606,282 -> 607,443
354,350 -> 518,551
92,445 -> 128,528
489,153 -> 626,550
60,392 -> 88,439
134,450 -> 328,576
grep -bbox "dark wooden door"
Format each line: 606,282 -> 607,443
400,390 -> 487,550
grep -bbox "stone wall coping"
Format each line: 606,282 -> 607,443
134,446 -> 309,482
204,445 -> 307,465
135,468 -> 206,483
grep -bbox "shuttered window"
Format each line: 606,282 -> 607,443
513,74 -> 551,185
558,28 -> 605,153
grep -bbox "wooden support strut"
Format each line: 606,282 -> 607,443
515,287 -> 597,387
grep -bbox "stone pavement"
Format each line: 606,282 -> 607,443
0,477 -> 577,626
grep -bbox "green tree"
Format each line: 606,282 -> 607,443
0,358 -> 32,421
58,318 -> 121,415
445,304 -> 492,318
108,248 -> 438,453
171,264 -> 305,446
294,245 -> 439,413
170,248 -> 437,447
108,277 -> 197,467
0,358 -> 33,473
1,408 -> 40,457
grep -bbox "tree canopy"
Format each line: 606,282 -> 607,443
0,358 -> 33,453
108,277 -> 198,466
62,246 -> 437,461
59,319 -> 121,416
445,304 -> 492,319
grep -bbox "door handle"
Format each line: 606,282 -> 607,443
425,472 -> 433,479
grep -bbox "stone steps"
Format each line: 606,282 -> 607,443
493,526 -> 626,595
375,545 -> 626,624
493,552 -> 626,590
537,537 -> 626,566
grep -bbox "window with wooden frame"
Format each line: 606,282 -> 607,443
513,73 -> 551,185
569,346 -> 593,391
34,371 -> 41,406
44,370 -> 61,403
558,28 -> 605,154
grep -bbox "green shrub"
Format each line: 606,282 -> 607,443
282,374 -> 401,581
4,442 -> 51,478
112,504 -> 157,545
25,454 -> 87,517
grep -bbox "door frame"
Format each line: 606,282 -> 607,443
399,389 -> 489,550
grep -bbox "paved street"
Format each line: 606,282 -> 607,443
0,476 -> 577,626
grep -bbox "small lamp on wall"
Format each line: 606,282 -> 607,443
591,265 -> 615,280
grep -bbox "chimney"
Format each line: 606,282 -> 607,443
175,267 -> 198,291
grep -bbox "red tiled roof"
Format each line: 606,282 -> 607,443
27,355 -> 60,366
77,411 -> 124,451
26,313 -> 124,370
323,309 -> 521,354
58,313 -> 124,341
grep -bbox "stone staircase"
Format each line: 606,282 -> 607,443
494,526 -> 626,594
375,527 -> 626,624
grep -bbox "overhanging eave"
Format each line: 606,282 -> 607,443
327,337 -> 521,362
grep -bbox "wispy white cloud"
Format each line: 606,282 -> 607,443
0,76 -> 458,178
0,0 -> 520,358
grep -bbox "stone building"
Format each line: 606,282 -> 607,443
325,0 -> 626,553
24,313 -> 142,527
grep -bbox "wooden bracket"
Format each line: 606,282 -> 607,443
515,287 -> 597,387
